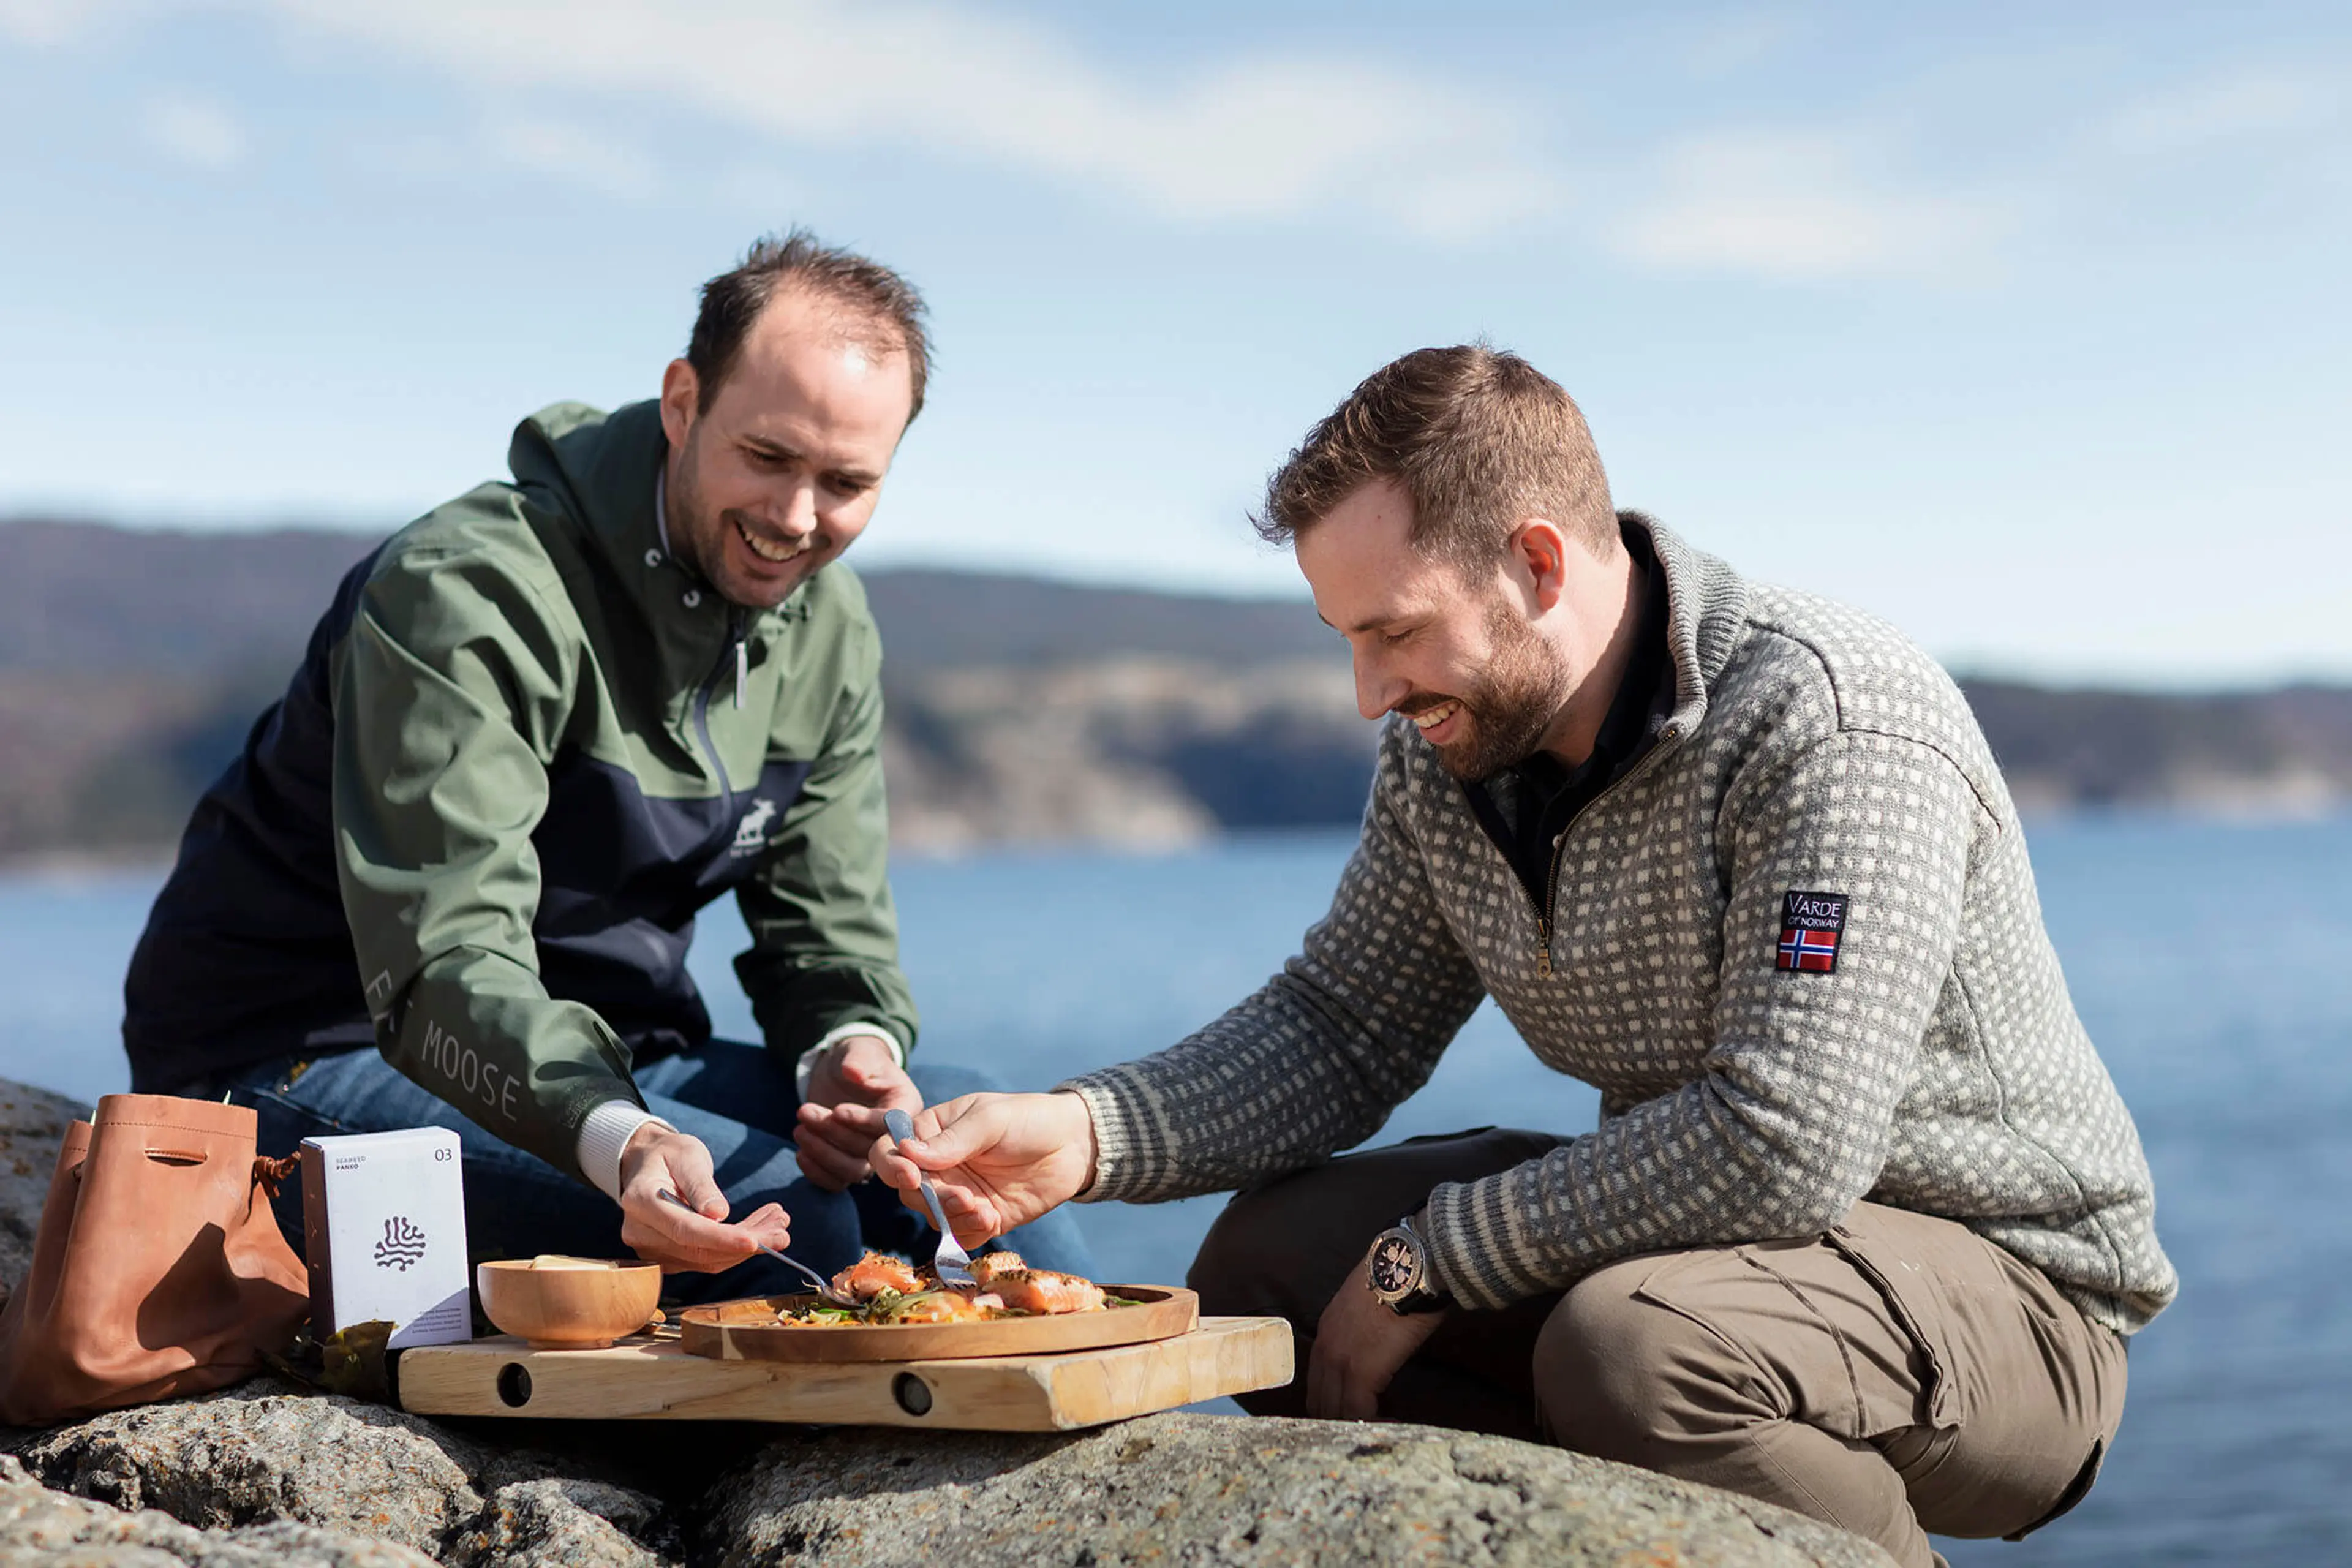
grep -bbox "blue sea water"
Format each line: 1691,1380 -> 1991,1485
3,815 -> 2347,1565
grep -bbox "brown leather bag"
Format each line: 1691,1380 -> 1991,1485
0,1093 -> 309,1425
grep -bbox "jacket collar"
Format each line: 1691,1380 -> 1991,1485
507,400 -> 758,698
509,399 -> 677,595
1623,510 -> 1750,748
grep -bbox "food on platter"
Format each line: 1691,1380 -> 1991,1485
880,1289 -> 997,1324
835,1252 -> 925,1301
989,1268 -> 1107,1316
960,1250 -> 1106,1311
742,1251 -> 1134,1327
969,1250 -> 1027,1288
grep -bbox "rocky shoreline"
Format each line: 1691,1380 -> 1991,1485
0,1081 -> 1891,1566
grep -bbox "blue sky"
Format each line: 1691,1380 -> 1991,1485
2,1 -> 2345,684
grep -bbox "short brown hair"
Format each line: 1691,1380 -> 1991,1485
1254,344 -> 1615,568
687,228 -> 933,421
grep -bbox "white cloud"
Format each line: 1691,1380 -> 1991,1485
1615,129 -> 2002,282
1677,7 -> 1801,80
0,0 -> 98,44
143,91 -> 247,172
484,115 -> 656,200
347,130 -> 463,182
198,0 -> 1559,239
706,162 -> 810,219
2106,67 -> 2340,154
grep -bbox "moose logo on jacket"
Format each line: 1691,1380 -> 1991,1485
731,797 -> 780,857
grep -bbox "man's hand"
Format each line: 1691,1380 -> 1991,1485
616,1123 -> 792,1273
869,1090 -> 1098,1245
1304,1252 -> 1447,1421
794,1033 -> 921,1191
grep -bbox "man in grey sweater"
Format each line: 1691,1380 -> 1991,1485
875,345 -> 2175,1567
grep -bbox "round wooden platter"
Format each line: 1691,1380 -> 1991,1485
677,1286 -> 1198,1363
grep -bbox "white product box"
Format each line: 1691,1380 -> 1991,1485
298,1128 -> 472,1349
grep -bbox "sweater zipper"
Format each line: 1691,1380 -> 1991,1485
693,609 -> 748,818
1525,721 -> 1686,978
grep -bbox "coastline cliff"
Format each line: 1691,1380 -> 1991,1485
4,518 -> 2348,864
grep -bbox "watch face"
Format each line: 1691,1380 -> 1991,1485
1369,1232 -> 1421,1298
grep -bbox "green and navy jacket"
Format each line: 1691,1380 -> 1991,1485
124,400 -> 919,1184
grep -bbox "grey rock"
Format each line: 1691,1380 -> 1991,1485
4,1368 -> 1895,1568
0,1080 -> 88,1292
0,1453 -> 435,1566
698,1411 -> 1896,1567
18,1379 -> 677,1566
21,1380 -> 482,1554
443,1477 -> 676,1568
201,1521 -> 444,1568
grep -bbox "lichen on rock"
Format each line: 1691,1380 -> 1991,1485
1,1451 -> 438,1567
12,1381 -> 679,1567
0,1080 -> 89,1294
443,1476 -> 675,1568
695,1411 -> 1896,1567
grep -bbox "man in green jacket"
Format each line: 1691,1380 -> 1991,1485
124,232 -> 1088,1288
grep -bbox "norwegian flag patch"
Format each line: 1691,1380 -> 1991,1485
1777,890 -> 1849,974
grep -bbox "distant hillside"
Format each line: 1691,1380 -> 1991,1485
862,568 -> 1334,671
0,519 -> 1330,674
1964,680 -> 2352,815
0,519 -> 379,674
1,518 -> 2347,861
0,518 -> 1362,858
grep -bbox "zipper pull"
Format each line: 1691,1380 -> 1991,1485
734,638 -> 747,710
1537,946 -> 1553,979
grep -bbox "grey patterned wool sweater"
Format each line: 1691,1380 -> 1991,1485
1063,518 -> 2176,1335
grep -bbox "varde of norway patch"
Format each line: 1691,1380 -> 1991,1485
1777,890 -> 1848,974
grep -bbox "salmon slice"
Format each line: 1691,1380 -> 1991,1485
969,1251 -> 1027,1289
987,1269 -> 1108,1315
832,1251 -> 923,1302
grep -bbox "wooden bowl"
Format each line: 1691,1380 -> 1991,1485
476,1256 -> 662,1349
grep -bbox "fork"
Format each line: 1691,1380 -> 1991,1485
654,1188 -> 860,1306
883,1109 -> 979,1290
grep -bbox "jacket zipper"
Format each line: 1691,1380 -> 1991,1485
1525,721 -> 1686,978
693,609 -> 748,819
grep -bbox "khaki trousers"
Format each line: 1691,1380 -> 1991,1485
1188,1129 -> 2127,1568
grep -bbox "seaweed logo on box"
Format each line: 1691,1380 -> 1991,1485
373,1216 -> 428,1272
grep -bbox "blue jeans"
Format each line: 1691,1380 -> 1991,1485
216,1042 -> 1093,1305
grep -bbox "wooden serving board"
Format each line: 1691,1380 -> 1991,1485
679,1285 -> 1197,1362
396,1315 -> 1291,1431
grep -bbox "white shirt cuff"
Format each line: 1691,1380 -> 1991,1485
576,1099 -> 676,1200
795,1022 -> 908,1099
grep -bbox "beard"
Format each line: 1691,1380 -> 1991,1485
1410,597 -> 1572,782
665,429 -> 728,586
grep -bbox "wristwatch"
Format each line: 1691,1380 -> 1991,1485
1366,1213 -> 1453,1315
